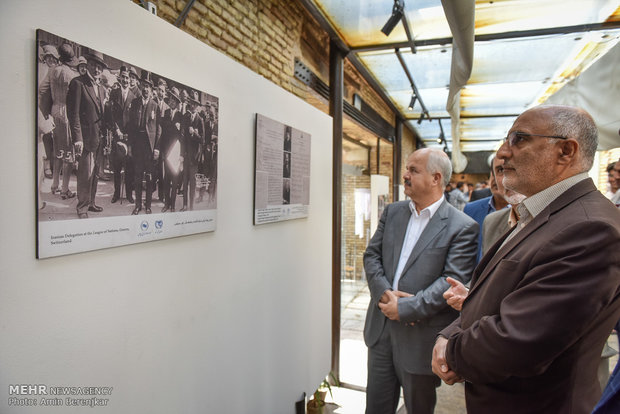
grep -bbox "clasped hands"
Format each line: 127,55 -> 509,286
431,276 -> 469,385
378,290 -> 411,323
432,337 -> 463,385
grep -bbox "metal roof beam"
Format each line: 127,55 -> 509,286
405,113 -> 520,121
298,0 -> 421,138
351,21 -> 620,53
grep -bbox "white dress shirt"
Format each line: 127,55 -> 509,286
392,196 -> 444,290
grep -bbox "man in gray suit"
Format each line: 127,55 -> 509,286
363,148 -> 479,414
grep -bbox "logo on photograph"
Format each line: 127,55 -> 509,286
140,221 -> 149,231
155,220 -> 163,229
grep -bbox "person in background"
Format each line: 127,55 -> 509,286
463,156 -> 510,261
609,160 -> 620,207
38,44 -> 60,180
128,66 -> 140,95
76,56 -> 87,76
181,93 -> 204,212
38,43 -> 79,201
469,180 -> 492,201
432,105 -> 620,414
448,181 -> 468,210
464,182 -> 473,200
364,148 -> 478,414
158,86 -> 184,213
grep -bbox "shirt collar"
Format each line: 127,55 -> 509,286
520,172 -> 589,220
409,195 -> 444,219
487,196 -> 497,212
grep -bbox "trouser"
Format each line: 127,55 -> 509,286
133,134 -> 154,209
182,162 -> 197,210
163,163 -> 181,209
76,144 -> 102,215
112,152 -> 134,199
366,323 -> 440,414
42,131 -> 54,172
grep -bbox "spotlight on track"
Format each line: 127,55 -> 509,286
381,0 -> 404,36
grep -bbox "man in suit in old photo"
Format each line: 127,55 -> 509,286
66,49 -> 108,219
128,71 -> 160,215
106,65 -> 136,204
181,93 -> 204,211
433,105 -> 620,414
364,148 -> 479,414
157,86 -> 184,212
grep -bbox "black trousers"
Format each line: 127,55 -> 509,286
132,133 -> 154,209
111,143 -> 134,199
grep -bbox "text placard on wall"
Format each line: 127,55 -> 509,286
253,113 -> 311,225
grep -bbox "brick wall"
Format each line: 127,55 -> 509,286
152,0 -> 400,133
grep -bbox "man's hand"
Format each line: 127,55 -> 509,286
153,149 -> 160,160
74,141 -> 83,156
432,337 -> 463,385
443,277 -> 468,311
378,290 -> 400,321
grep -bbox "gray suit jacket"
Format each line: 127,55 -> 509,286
364,199 -> 479,374
481,208 -> 512,256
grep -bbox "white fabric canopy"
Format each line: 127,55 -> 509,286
546,42 -> 620,150
441,0 -> 475,172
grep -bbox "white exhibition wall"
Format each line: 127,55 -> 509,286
0,1 -> 333,413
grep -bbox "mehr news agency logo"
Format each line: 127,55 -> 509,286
8,384 -> 113,408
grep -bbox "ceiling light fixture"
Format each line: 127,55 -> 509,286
408,94 -> 417,110
381,0 -> 405,36
395,49 -> 429,124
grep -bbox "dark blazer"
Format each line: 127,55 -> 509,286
183,112 -> 204,165
441,178 -> 620,414
157,108 -> 184,160
107,86 -> 136,133
128,96 -> 159,152
470,188 -> 492,202
481,207 -> 512,256
66,73 -> 106,153
364,199 -> 479,374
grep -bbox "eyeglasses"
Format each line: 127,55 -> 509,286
502,131 -> 568,147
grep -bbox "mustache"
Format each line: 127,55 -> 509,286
404,179 -> 411,186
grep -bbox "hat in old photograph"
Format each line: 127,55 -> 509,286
41,44 -> 60,60
84,49 -> 108,68
128,66 -> 139,79
140,70 -> 153,86
167,86 -> 182,103
58,43 -> 79,67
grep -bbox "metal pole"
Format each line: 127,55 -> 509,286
329,40 -> 345,380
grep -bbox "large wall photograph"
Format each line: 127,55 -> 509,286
36,29 -> 219,258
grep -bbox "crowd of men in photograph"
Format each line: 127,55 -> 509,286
38,40 -> 218,218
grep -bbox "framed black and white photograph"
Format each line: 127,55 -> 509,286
36,29 -> 219,258
253,114 -> 311,224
